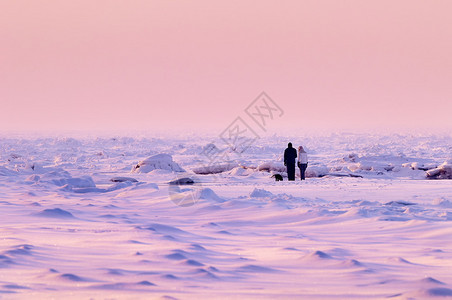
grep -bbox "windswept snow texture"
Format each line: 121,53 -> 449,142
1,133 -> 452,299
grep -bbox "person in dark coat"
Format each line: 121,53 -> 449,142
284,142 -> 297,181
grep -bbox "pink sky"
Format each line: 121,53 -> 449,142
1,0 -> 451,134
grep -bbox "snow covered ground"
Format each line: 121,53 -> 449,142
1,132 -> 452,299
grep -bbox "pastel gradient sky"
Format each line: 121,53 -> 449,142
1,1 -> 451,134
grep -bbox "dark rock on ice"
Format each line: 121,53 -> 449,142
168,177 -> 195,185
110,177 -> 138,183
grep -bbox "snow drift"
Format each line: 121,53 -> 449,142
131,154 -> 185,173
192,163 -> 237,175
426,161 -> 452,179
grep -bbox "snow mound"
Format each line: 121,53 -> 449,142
199,188 -> 225,203
419,277 -> 445,285
132,154 -> 185,173
35,208 -> 75,219
426,161 -> 452,179
303,250 -> 334,260
51,176 -> 96,188
339,259 -> 364,268
59,273 -> 89,282
432,198 -> 452,208
228,166 -> 255,176
141,223 -> 190,236
236,264 -> 279,273
335,153 -> 438,178
192,163 -> 236,174
250,188 -> 274,198
306,165 -> 330,177
257,161 -> 285,173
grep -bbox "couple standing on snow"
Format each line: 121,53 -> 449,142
284,142 -> 308,181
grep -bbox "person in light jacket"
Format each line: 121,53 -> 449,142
297,146 -> 308,180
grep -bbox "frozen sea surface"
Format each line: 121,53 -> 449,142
1,133 -> 451,299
